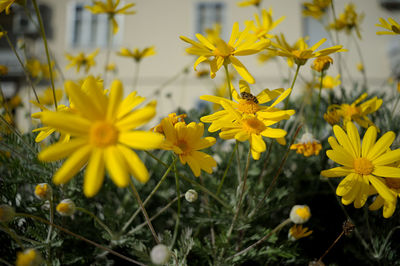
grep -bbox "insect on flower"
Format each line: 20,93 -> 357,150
240,91 -> 259,104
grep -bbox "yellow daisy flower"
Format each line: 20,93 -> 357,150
369,178 -> 400,218
321,122 -> 400,209
215,101 -> 287,160
16,249 -> 42,266
65,49 -> 99,73
0,0 -> 16,15
158,117 -> 216,177
37,87 -> 63,106
376,17 -> 400,35
311,56 -> 333,72
326,93 -> 382,129
85,0 -> 135,34
180,22 -> 270,84
302,0 -> 331,20
237,0 -> 261,7
329,4 -> 364,39
37,77 -> 164,197
271,36 -> 346,66
117,46 -> 156,62
245,8 -> 285,40
151,113 -> 187,134
290,132 -> 322,157
320,74 -> 341,89
288,224 -> 313,241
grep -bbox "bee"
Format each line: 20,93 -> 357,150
240,91 -> 258,104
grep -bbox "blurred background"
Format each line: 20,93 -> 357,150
0,0 -> 399,132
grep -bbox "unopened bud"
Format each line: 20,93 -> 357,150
290,205 -> 311,224
185,189 -> 198,203
150,244 -> 171,265
34,183 -> 52,200
56,199 -> 76,216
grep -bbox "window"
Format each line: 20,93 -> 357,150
195,2 -> 226,38
67,1 -> 123,48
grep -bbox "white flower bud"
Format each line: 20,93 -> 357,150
34,183 -> 52,200
290,205 -> 311,224
56,199 -> 76,216
150,244 -> 170,265
185,189 -> 198,203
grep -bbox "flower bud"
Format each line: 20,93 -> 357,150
56,199 -> 76,216
16,249 -> 42,266
312,56 -> 333,72
0,204 -> 15,223
185,189 -> 198,203
290,205 -> 311,224
150,244 -> 171,265
34,183 -> 52,200
288,224 -> 312,241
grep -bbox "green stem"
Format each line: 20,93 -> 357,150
128,195 -> 184,235
170,160 -> 181,249
257,139 -> 273,184
284,64 -> 301,110
318,230 -> 345,262
121,156 -> 177,233
104,18 -> 113,86
351,32 -> 367,88
15,213 -> 145,266
391,93 -> 400,118
133,61 -> 140,90
32,0 -> 57,110
76,207 -> 114,238
229,218 -> 292,259
223,64 -> 233,101
216,141 -> 237,196
128,179 -> 160,244
0,114 -> 36,154
313,70 -> 325,132
145,151 -> 231,210
330,0 -> 343,81
250,125 -> 302,218
1,222 -> 24,248
0,25 -> 40,104
226,148 -> 252,238
45,195 -> 54,243
0,83 -> 14,126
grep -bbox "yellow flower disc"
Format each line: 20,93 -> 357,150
237,99 -> 259,114
90,121 -> 119,147
353,158 -> 374,175
242,117 -> 266,134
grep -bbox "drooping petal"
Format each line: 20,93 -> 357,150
369,175 -> 396,203
104,146 -> 129,187
230,56 -> 255,84
353,175 -> 370,208
118,144 -> 149,183
53,145 -> 92,185
83,148 -> 105,197
336,173 -> 357,196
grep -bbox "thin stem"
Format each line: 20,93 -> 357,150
128,179 -> 161,244
284,64 -> 301,110
313,70 -> 325,132
76,207 -> 114,238
103,18 -> 113,86
0,114 -> 37,154
121,156 -> 177,233
235,140 -> 243,184
330,0 -> 343,80
250,125 -> 302,218
132,61 -> 140,90
223,64 -> 233,101
0,25 -> 40,104
216,141 -> 237,196
32,0 -> 57,110
226,148 -> 252,238
15,213 -> 145,266
229,218 -> 292,259
319,231 -> 345,262
45,195 -> 54,243
145,152 -> 231,210
351,32 -> 367,88
170,160 -> 181,248
391,94 -> 400,118
257,139 -> 273,184
0,83 -> 14,125
1,222 -> 24,248
128,195 -> 184,235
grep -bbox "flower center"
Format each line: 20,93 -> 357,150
242,117 -> 266,134
342,104 -> 360,117
353,158 -> 374,175
177,139 -> 190,154
295,207 -> 311,220
213,40 -> 235,58
90,121 -> 119,147
386,178 -> 400,190
237,99 -> 259,114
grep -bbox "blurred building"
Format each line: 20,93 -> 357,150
0,0 -> 399,131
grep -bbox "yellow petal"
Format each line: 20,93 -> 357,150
372,166 -> 400,178
40,111 -> 91,136
353,175 -> 369,208
104,146 -> 129,187
84,148 -> 105,197
367,131 -> 395,161
361,126 -> 377,158
118,145 -> 149,183
116,104 -> 156,131
39,138 -> 87,162
372,149 -> 400,166
369,175 -> 395,203
107,80 -> 123,120
326,150 -> 353,168
230,56 -> 255,84
336,173 -> 357,196
346,122 -> 361,158
333,124 -> 357,158
119,131 -> 164,150
320,167 -> 354,177
53,145 -> 92,185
